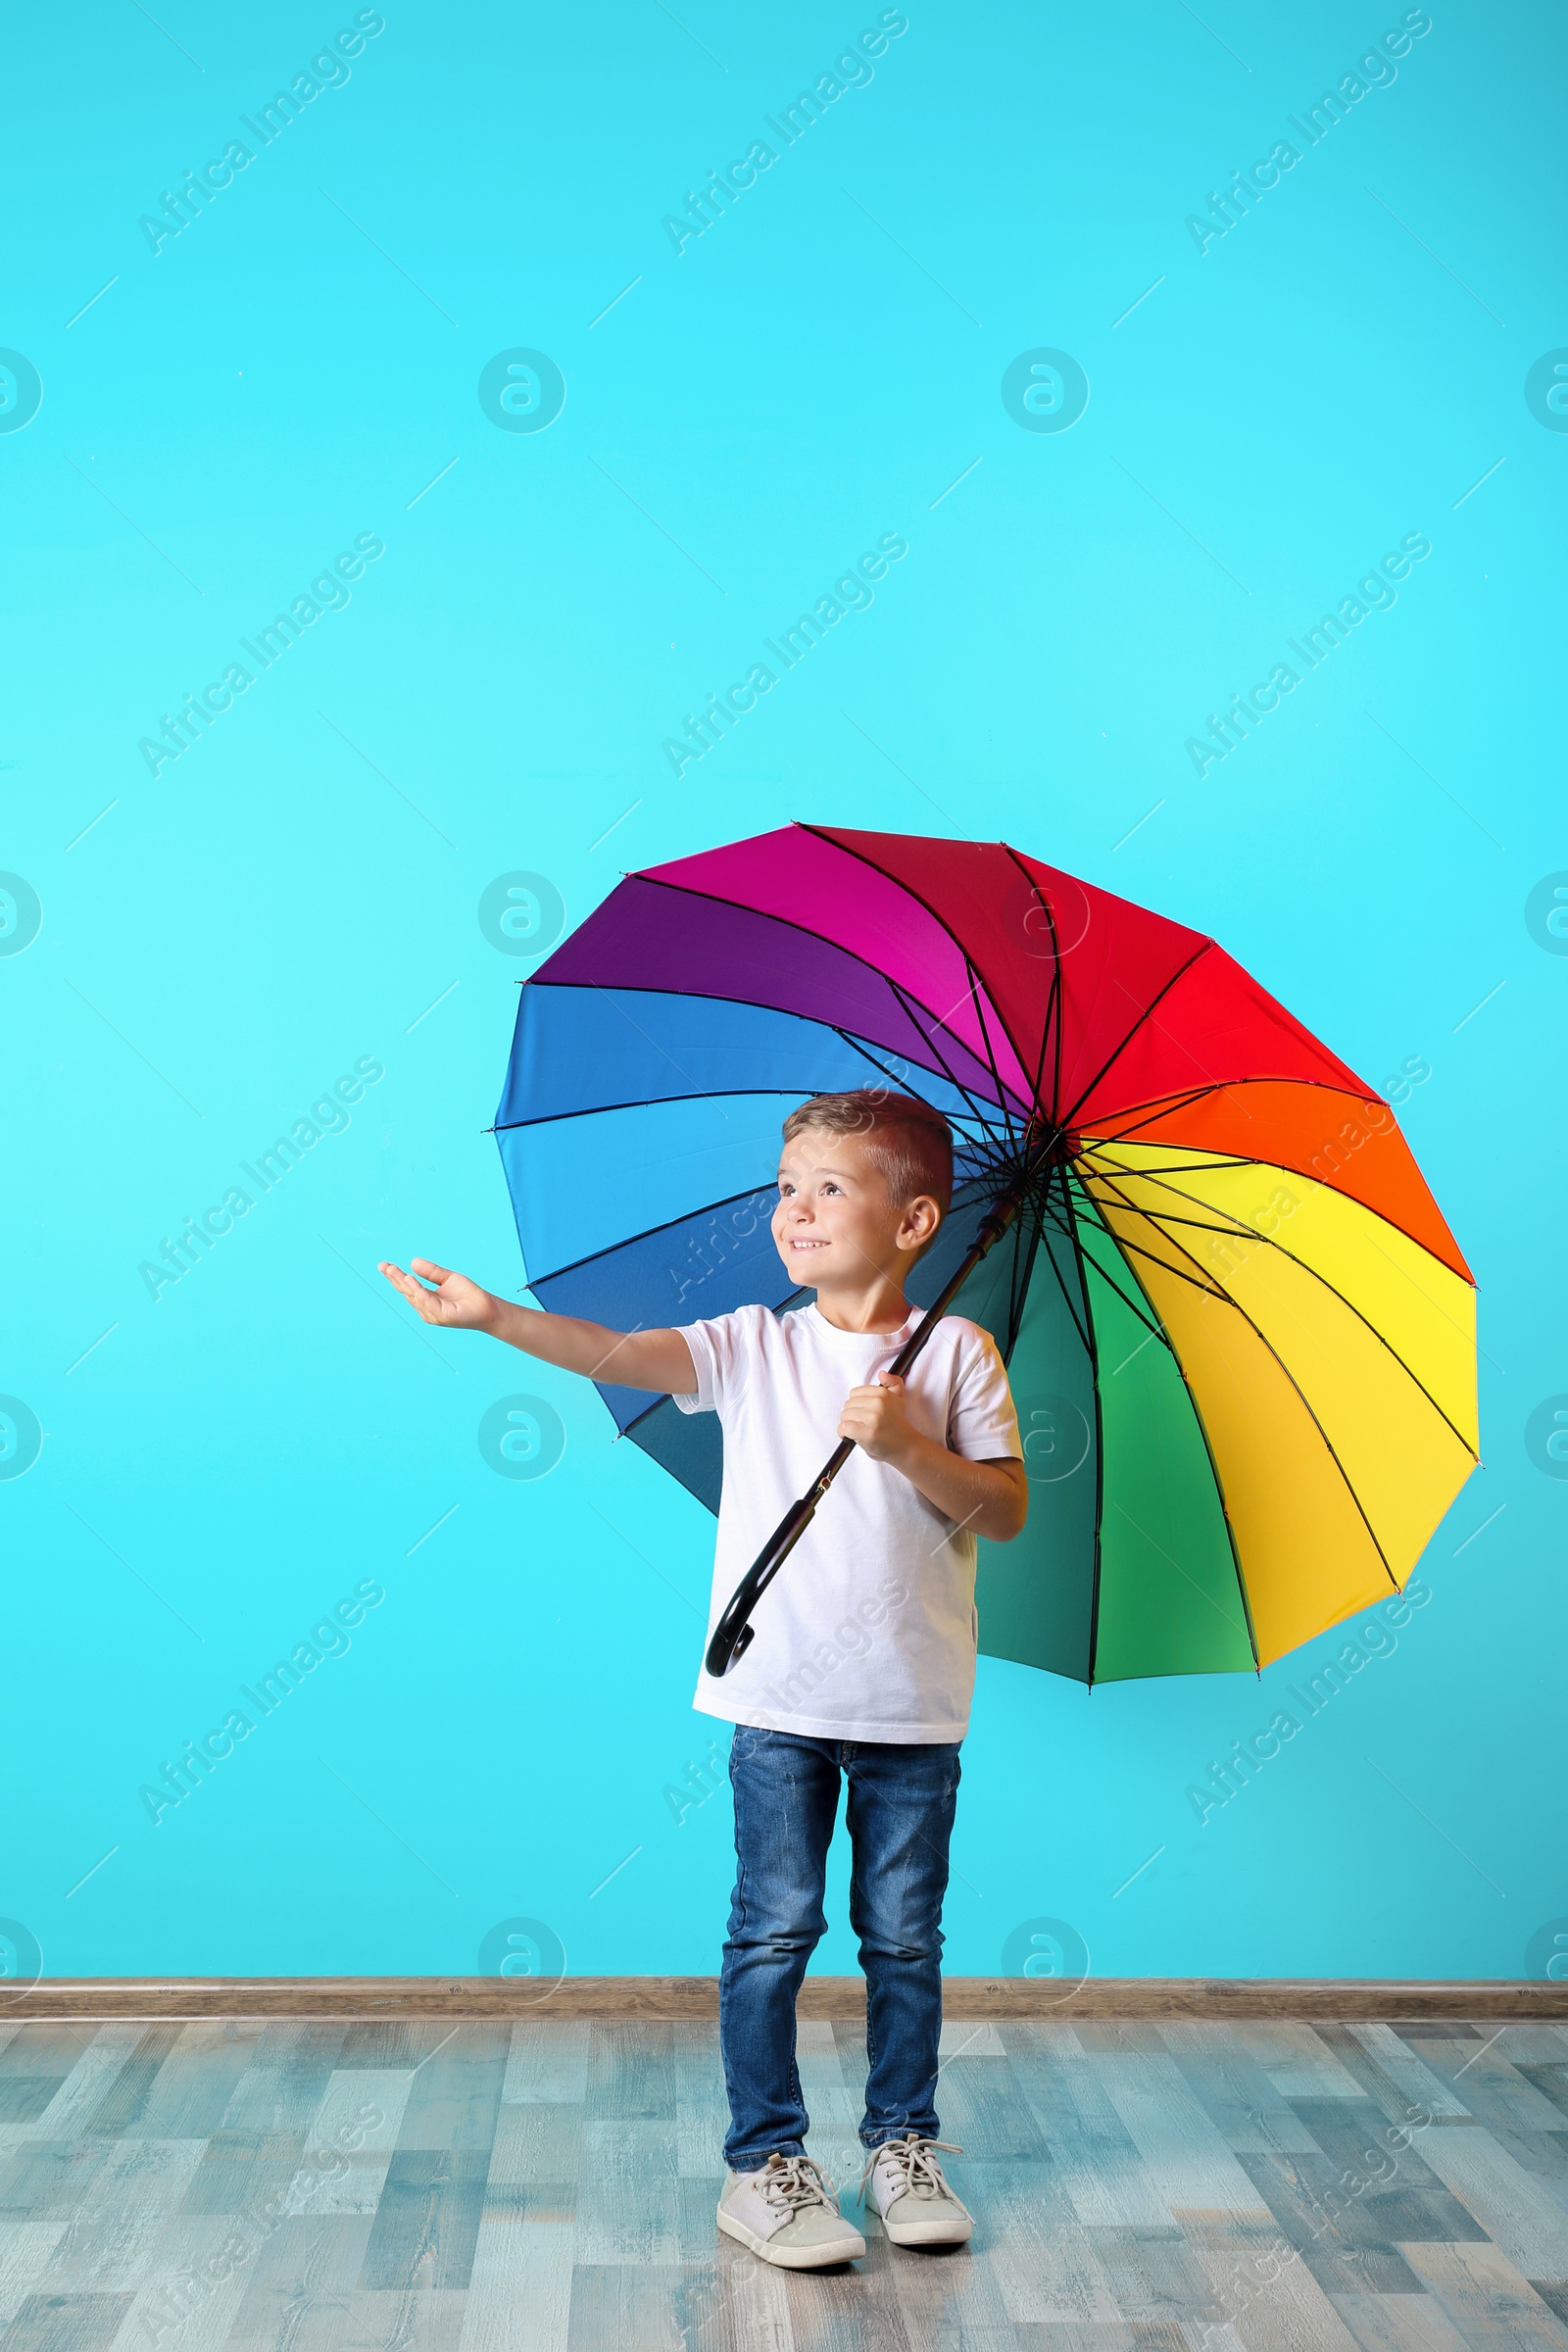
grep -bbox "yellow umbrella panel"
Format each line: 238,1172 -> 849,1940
1078,1137 -> 1478,1670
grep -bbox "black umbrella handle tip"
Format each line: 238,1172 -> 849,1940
704,1620 -> 753,1678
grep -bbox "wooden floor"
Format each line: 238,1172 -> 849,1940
1,2015 -> 1566,2350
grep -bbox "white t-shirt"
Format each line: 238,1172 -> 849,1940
673,1301 -> 1021,1742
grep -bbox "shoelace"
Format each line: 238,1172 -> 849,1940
758,2152 -> 836,2213
859,2132 -> 971,2215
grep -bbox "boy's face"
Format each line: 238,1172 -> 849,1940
771,1126 -> 940,1296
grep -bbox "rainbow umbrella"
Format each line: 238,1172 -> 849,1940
494,826 -> 1477,1684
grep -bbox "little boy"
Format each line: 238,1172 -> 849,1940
381,1088 -> 1026,2268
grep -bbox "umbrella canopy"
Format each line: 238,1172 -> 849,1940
495,825 -> 1477,1685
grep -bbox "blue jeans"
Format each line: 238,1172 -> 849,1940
719,1724 -> 961,2173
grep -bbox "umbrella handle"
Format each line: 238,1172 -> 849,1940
702,1180 -> 1034,1679
702,1441 -> 855,1675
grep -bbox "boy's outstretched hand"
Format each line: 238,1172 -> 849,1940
378,1256 -> 699,1395
378,1257 -> 499,1332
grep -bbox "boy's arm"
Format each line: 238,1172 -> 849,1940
379,1257 -> 698,1395
837,1373 -> 1028,1542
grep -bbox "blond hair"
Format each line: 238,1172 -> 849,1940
781,1089 -> 953,1216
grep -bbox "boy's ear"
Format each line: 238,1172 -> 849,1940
899,1194 -> 942,1253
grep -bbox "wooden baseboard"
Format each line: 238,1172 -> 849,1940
6,1977 -> 1564,2022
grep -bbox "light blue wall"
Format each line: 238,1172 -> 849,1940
4,0 -> 1564,1989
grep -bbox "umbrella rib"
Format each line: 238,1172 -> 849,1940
1078,1182 -> 1259,1666
1092,1082 -> 1471,1276
1011,1204 -> 1044,1353
1081,1081 -> 1235,1142
797,823 -> 1039,1104
1075,1188 -> 1232,1303
1054,941 -> 1215,1137
612,1395 -> 724,1520
586,876 -> 1032,1113
963,955 -> 1019,1146
1082,1075 -> 1382,1149
1077,1251 -> 1171,1350
1124,1311 -> 1257,1667
613,1392 -> 682,1436
495,998 -> 1012,1132
1107,1498 -> 1252,1642
1086,1177 -> 1403,1593
525,1140 -> 1048,1327
1069,1196 -> 1175,1352
881,972 -> 1013,1131
1085,1164 -> 1479,1462
1083,1120 -> 1471,1284
497,1083 -> 933,1135
520,1178 -> 785,1290
1029,1242 -> 1091,1354
826,1028 -> 1003,1150
1094,1072 -> 1400,1128
984,1190 -> 1045,1360
1084,969 -> 1374,1149
1040,940 -> 1062,1123
824,1030 -> 1036,1311
1001,844 -> 1065,1121
1081,1149 -> 1268,1184
1061,1167 -> 1107,1685
1015,1187 -> 1092,1359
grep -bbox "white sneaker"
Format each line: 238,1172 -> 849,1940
860,2132 -> 973,2246
717,2151 -> 867,2269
